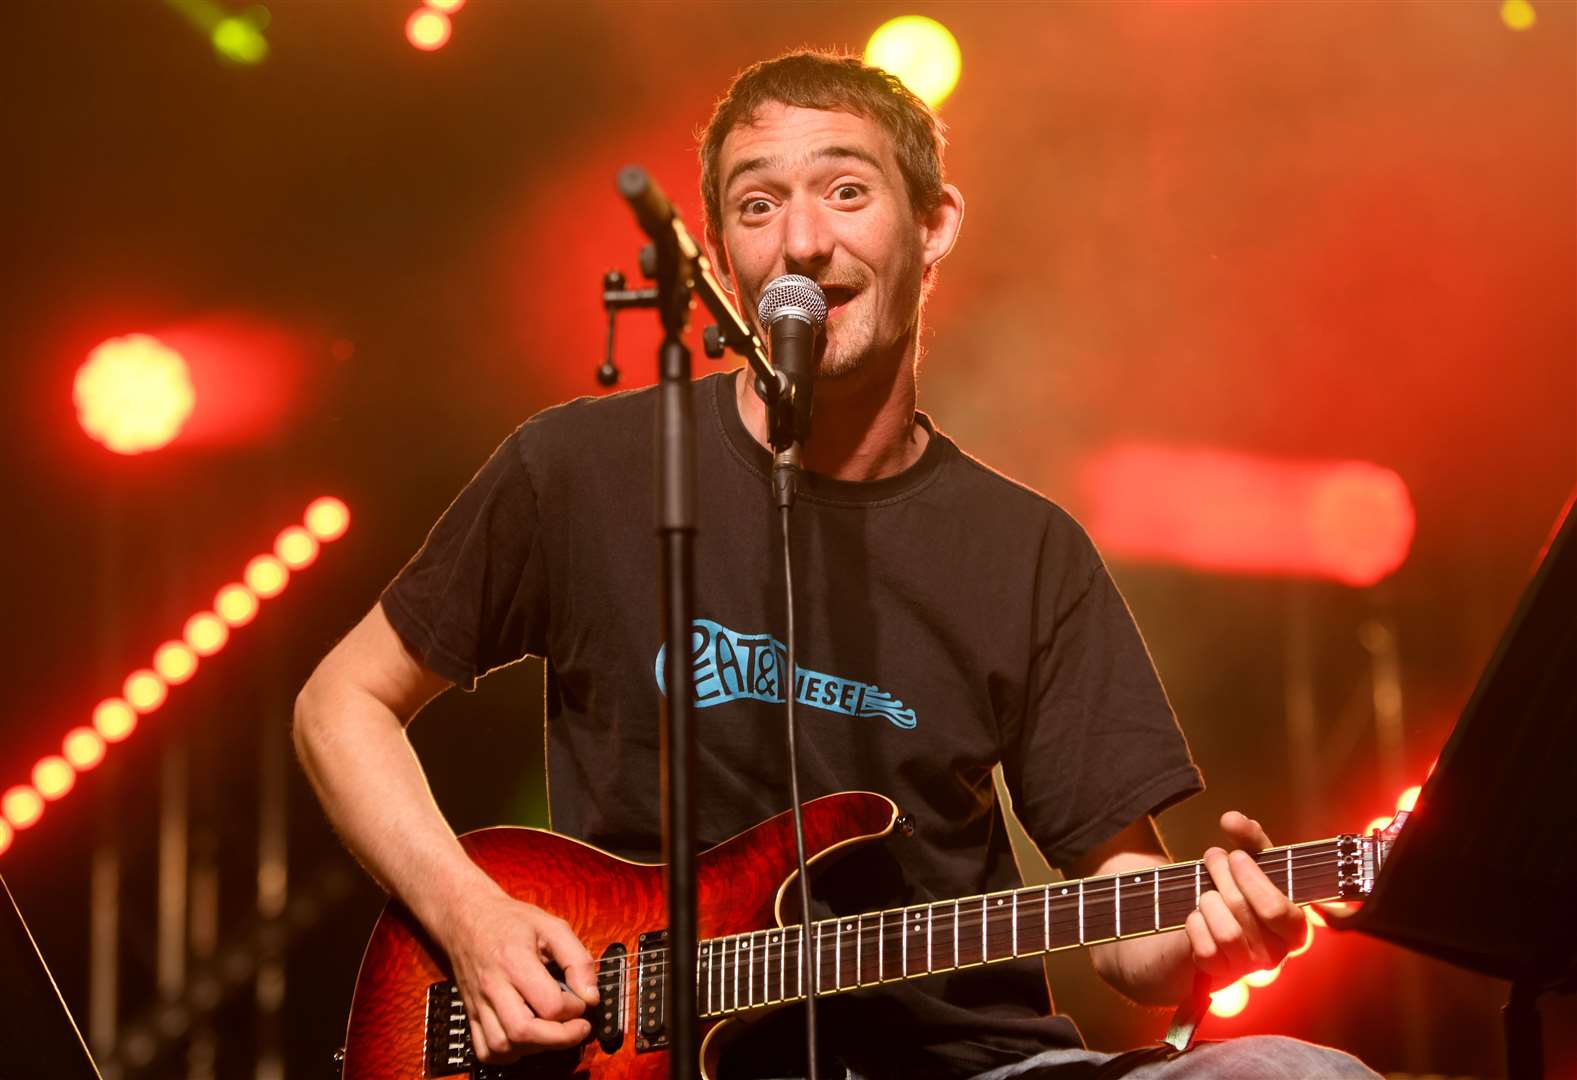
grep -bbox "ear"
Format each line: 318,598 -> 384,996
919,183 -> 965,272
703,226 -> 736,296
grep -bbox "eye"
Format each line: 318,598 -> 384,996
833,184 -> 865,201
740,197 -> 774,218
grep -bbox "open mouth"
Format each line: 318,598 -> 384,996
821,285 -> 859,318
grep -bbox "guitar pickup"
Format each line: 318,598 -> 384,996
634,929 -> 669,1053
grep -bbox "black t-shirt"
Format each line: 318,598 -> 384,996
382,371 -> 1203,1077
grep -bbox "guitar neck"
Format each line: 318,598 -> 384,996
694,833 -> 1375,1018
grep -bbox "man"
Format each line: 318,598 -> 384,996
294,51 -> 1378,1078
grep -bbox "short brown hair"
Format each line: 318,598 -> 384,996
699,50 -> 947,239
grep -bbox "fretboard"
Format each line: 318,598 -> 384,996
694,834 -> 1370,1018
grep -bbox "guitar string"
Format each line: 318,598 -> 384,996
608,850 -> 1351,982
604,850 -> 1351,979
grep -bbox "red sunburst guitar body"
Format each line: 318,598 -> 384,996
340,791 -> 899,1079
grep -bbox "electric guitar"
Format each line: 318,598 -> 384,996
339,791 -> 1394,1078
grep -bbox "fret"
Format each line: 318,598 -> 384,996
732,935 -> 741,1012
1194,862 -> 1201,905
1285,848 -> 1294,901
946,895 -> 958,964
1043,887 -> 1050,951
834,919 -> 843,991
980,894 -> 988,961
855,914 -> 863,986
795,925 -> 803,1000
1114,875 -> 1121,938
1012,891 -> 1019,957
902,907 -> 910,976
778,931 -> 786,1003
877,910 -> 885,981
928,903 -> 937,972
748,933 -> 756,1007
1153,869 -> 1160,931
1078,879 -> 1085,944
815,922 -> 823,997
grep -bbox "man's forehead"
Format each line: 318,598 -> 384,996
719,104 -> 897,187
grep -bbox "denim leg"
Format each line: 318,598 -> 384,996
967,1036 -> 1380,1080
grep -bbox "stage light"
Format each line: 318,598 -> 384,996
183,612 -> 229,656
125,669 -> 168,714
216,583 -> 259,627
2,787 -> 44,830
1081,446 -> 1415,586
1243,963 -> 1283,988
305,496 -> 350,542
244,555 -> 288,599
1364,816 -> 1393,837
212,14 -> 269,64
1208,980 -> 1250,1018
75,334 -> 196,455
32,757 -> 75,801
864,16 -> 962,109
0,821 -> 10,856
154,641 -> 199,685
425,0 -> 465,11
93,699 -> 138,742
63,727 -> 107,771
1396,785 -> 1421,813
1501,0 -> 1536,29
275,526 -> 319,569
1288,916 -> 1317,956
406,8 -> 451,51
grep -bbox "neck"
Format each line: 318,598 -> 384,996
734,351 -> 928,483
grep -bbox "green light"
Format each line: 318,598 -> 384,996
212,15 -> 268,65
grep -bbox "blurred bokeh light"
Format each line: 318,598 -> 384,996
74,334 -> 196,455
864,15 -> 962,109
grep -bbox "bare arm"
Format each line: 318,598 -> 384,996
293,604 -> 596,1062
1064,812 -> 1305,1007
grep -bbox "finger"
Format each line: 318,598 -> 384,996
506,1015 -> 594,1052
1219,810 -> 1272,851
517,954 -> 586,1022
1184,909 -> 1230,985
1203,847 -> 1274,969
1198,886 -> 1258,976
1231,849 -> 1304,953
470,997 -> 513,1064
490,979 -> 544,1058
538,918 -> 600,1004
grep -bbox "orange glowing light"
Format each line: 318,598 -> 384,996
154,640 -> 198,684
406,8 -> 451,50
93,699 -> 138,742
274,526 -> 319,569
63,727 -> 107,770
216,583 -> 259,627
2,787 -> 44,830
1243,963 -> 1282,988
183,612 -> 229,656
1396,785 -> 1421,813
1305,906 -> 1328,929
1081,446 -> 1415,586
32,757 -> 75,801
1288,914 -> 1317,955
1364,816 -> 1393,837
425,0 -> 465,11
124,669 -> 168,713
305,496 -> 350,542
244,554 -> 289,598
74,334 -> 196,454
0,820 -> 11,856
1208,980 -> 1250,1018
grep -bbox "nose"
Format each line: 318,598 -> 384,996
780,198 -> 833,277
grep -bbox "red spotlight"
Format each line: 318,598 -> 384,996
93,699 -> 138,743
124,669 -> 168,714
183,612 -> 230,656
275,526 -> 319,569
2,787 -> 44,830
1208,980 -> 1249,1018
215,583 -> 259,627
305,496 -> 350,542
63,727 -> 107,771
32,757 -> 75,801
245,555 -> 289,598
1080,445 -> 1416,586
406,8 -> 451,50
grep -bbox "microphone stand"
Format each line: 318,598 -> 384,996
613,165 -> 793,1078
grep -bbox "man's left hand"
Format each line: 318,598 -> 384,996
1183,810 -> 1308,987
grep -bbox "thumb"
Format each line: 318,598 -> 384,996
1219,810 -> 1273,851
538,919 -> 600,1004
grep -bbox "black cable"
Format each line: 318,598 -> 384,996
780,500 -> 819,1080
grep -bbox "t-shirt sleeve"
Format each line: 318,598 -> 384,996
379,427 -> 548,691
1001,521 -> 1204,870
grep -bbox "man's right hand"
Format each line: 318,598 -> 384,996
440,888 -> 600,1064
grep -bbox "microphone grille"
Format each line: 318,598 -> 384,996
757,274 -> 828,329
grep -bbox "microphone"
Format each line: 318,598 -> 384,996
756,274 -> 827,509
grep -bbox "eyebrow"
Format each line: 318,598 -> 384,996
723,145 -> 886,196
